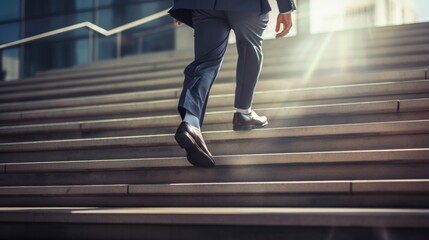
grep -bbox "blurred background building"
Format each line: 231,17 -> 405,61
345,0 -> 418,27
0,0 -> 427,81
311,0 -> 419,33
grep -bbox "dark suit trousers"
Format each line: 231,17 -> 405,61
178,9 -> 269,126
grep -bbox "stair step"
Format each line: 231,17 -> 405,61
2,98 -> 429,143
28,41 -> 428,85
2,129 -> 428,163
3,148 -> 427,173
1,80 -> 428,124
1,207 -> 428,228
0,120 -> 427,153
0,180 -> 428,208
1,51 -> 428,99
1,67 -> 426,106
19,41 -> 429,86
0,179 -> 428,196
0,99 -> 398,134
1,67 -> 427,112
1,148 -> 429,186
129,179 -> 429,194
1,208 -> 428,240
0,67 -> 419,112
1,147 -> 429,185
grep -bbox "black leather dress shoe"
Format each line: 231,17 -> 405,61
233,110 -> 268,131
175,122 -> 215,168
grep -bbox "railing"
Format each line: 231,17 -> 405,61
0,8 -> 170,51
0,8 -> 170,81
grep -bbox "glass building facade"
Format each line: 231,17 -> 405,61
0,0 -> 174,81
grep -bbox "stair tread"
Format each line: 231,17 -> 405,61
0,179 -> 428,195
0,53 -> 428,100
1,70 -> 426,112
2,148 -> 428,172
0,99 -> 402,133
2,98 -> 428,136
0,120 -> 428,152
1,206 -> 428,228
1,79 -> 428,123
13,43 -> 429,85
1,69 -> 426,105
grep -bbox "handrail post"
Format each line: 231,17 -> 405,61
88,30 -> 94,62
0,49 -> 5,81
116,32 -> 122,58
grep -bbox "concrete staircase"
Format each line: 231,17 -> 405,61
1,22 -> 429,239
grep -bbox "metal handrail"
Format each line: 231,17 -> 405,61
0,8 -> 170,50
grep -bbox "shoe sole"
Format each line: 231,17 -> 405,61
175,131 -> 216,168
233,121 -> 268,131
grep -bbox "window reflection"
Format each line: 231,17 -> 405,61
25,0 -> 93,19
310,0 -> 419,33
24,12 -> 92,37
0,22 -> 20,44
0,0 -> 20,22
95,35 -> 116,60
23,33 -> 90,77
122,15 -> 174,56
94,0 -> 173,59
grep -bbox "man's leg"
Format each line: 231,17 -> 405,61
178,9 -> 231,128
175,9 -> 231,168
227,11 -> 270,130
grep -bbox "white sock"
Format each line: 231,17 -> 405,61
184,111 -> 200,128
236,107 -> 252,114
